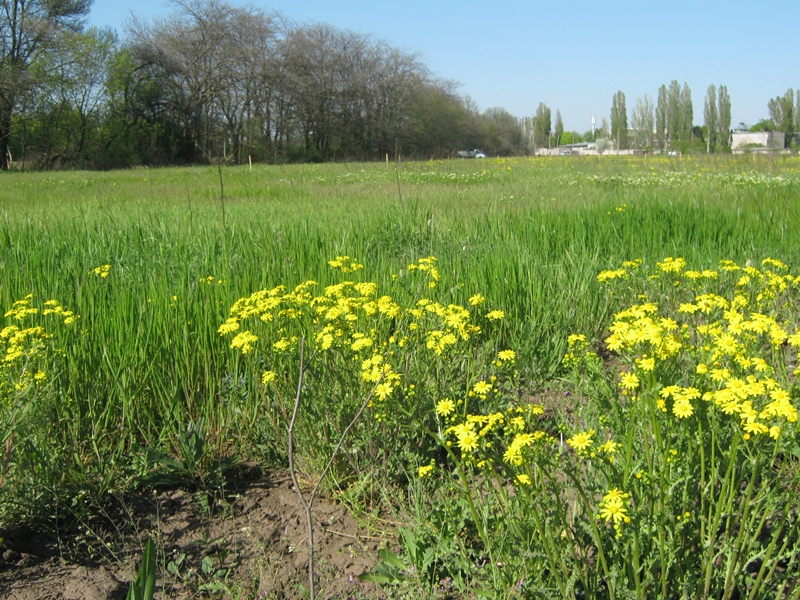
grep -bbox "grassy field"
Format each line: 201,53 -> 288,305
2,154 -> 800,597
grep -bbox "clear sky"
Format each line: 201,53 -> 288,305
87,0 -> 799,134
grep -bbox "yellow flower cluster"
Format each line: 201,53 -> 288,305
328,255 -> 364,273
90,264 -> 111,278
597,488 -> 631,527
219,257 -> 509,419
1,296 -> 76,396
407,256 -> 441,288
605,303 -> 682,358
597,257 -> 800,439
442,404 -> 549,479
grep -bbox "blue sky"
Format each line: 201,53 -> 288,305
87,0 -> 799,133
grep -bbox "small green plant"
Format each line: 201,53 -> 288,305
127,538 -> 156,600
136,418 -> 237,492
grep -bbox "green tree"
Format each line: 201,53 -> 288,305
667,80 -> 680,144
680,82 -> 693,143
631,94 -> 654,150
768,88 -> 794,147
554,109 -> 563,146
717,85 -> 731,150
656,84 -> 668,151
533,102 -> 551,150
481,107 -> 524,156
0,0 -> 92,169
21,27 -> 116,168
795,90 -> 800,137
750,118 -> 775,132
610,90 -> 628,150
704,84 -> 717,153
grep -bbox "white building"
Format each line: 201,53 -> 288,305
730,131 -> 785,152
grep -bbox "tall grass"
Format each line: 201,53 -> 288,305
2,155 -> 800,525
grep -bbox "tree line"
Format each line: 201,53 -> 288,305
1,0 -> 528,170
536,83 -> 800,154
4,0 -> 800,170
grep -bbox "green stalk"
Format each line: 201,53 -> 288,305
703,432 -> 739,598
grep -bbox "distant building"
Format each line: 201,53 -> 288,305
731,131 -> 785,153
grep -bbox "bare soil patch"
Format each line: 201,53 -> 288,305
0,468 -> 384,599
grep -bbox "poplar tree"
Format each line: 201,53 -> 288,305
667,80 -> 681,144
717,85 -> 731,149
610,90 -> 628,149
656,85 -> 668,150
554,110 -> 563,146
680,82 -> 693,142
631,95 -> 654,149
533,102 -> 551,149
704,84 -> 717,153
768,89 -> 795,147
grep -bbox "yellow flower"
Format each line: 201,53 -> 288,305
90,264 -> 111,278
498,349 -> 516,362
672,399 -> 694,419
469,294 -> 485,306
472,380 -> 492,397
457,430 -> 479,453
418,465 -> 434,478
230,331 -> 258,354
602,488 -> 628,506
567,430 -> 594,453
375,382 -> 394,401
601,439 -> 619,454
486,310 -> 505,321
261,370 -> 277,384
619,372 -> 640,390
636,357 -> 655,372
599,501 -> 628,524
515,474 -> 531,486
436,398 -> 456,417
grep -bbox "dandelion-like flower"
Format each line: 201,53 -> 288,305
436,398 -> 456,417
472,380 -> 492,398
567,429 -> 595,453
619,372 -> 640,390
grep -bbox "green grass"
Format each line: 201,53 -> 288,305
3,155 -> 800,577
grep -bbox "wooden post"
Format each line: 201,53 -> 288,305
248,154 -> 252,171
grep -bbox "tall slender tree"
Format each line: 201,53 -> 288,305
768,89 -> 794,147
554,109 -> 563,146
656,84 -> 668,151
717,85 -> 731,149
631,94 -> 654,150
680,82 -> 693,142
610,90 -> 628,150
667,80 -> 681,144
533,102 -> 551,149
704,84 -> 717,153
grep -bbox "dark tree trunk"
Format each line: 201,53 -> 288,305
0,100 -> 13,170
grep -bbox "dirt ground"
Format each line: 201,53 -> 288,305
0,467 -> 387,599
